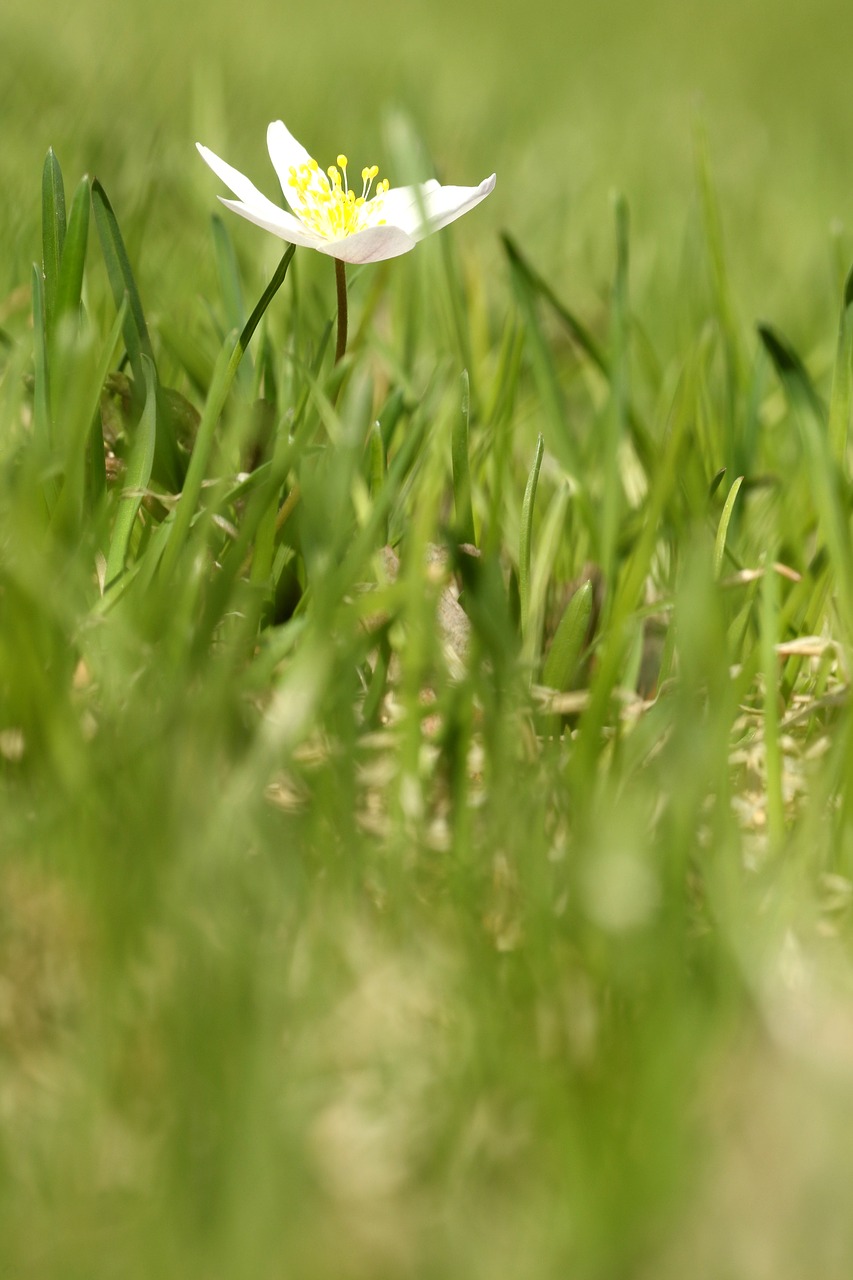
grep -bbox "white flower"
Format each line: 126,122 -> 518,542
197,120 -> 495,265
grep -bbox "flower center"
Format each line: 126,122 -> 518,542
287,153 -> 390,239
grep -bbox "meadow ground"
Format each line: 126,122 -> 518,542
3,0 -> 853,1275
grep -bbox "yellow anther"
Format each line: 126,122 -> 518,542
337,154 -> 348,170
370,165 -> 379,180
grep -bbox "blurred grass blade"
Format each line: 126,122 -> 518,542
54,175 -> 91,335
542,579 -> 593,691
757,323 -> 826,424
105,354 -> 157,587
761,556 -> 785,848
519,433 -> 544,635
452,369 -> 476,546
41,148 -> 67,339
369,421 -> 388,546
827,260 -> 853,469
713,474 -> 744,579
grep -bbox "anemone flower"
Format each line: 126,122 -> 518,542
197,120 -> 495,359
197,120 -> 495,267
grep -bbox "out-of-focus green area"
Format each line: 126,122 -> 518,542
4,5 -> 853,1279
3,0 -> 853,328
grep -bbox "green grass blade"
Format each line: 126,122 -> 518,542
759,322 -> 853,636
828,260 -> 853,470
212,214 -> 252,394
41,148 -> 66,340
542,579 -> 593,691
160,246 -> 296,581
713,474 -> 744,579
451,369 -> 476,546
519,433 -> 544,636
761,556 -> 785,849
54,176 -> 91,334
105,353 -> 157,587
602,193 -> 630,581
52,302 -> 126,539
91,178 -> 155,385
31,263 -> 52,457
502,231 -> 655,475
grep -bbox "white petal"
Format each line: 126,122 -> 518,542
218,198 -> 327,251
197,143 -> 316,242
315,225 -> 418,264
266,120 -> 315,195
380,174 -> 496,240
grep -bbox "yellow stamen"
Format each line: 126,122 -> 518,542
285,146 -> 391,240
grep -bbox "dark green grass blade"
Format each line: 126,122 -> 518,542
91,178 -> 154,385
828,261 -> 853,469
54,176 -> 91,335
41,148 -> 66,340
452,369 -> 476,547
92,179 -> 185,490
757,323 -> 826,424
105,354 -> 157,587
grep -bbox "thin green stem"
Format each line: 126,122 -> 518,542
334,257 -> 348,363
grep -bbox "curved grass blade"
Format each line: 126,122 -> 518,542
713,474 -> 744,580
91,178 -> 154,386
757,323 -> 826,424
542,578 -> 593,692
105,354 -> 157,587
452,369 -> 476,547
519,433 -> 544,636
41,148 -> 66,340
160,246 -> 296,581
502,232 -> 655,474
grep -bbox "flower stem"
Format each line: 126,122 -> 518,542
334,258 -> 348,363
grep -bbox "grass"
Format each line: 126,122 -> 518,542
4,1 -> 853,1276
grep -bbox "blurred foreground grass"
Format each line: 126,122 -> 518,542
3,1 -> 853,1277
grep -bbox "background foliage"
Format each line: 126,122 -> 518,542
3,0 -> 853,1276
